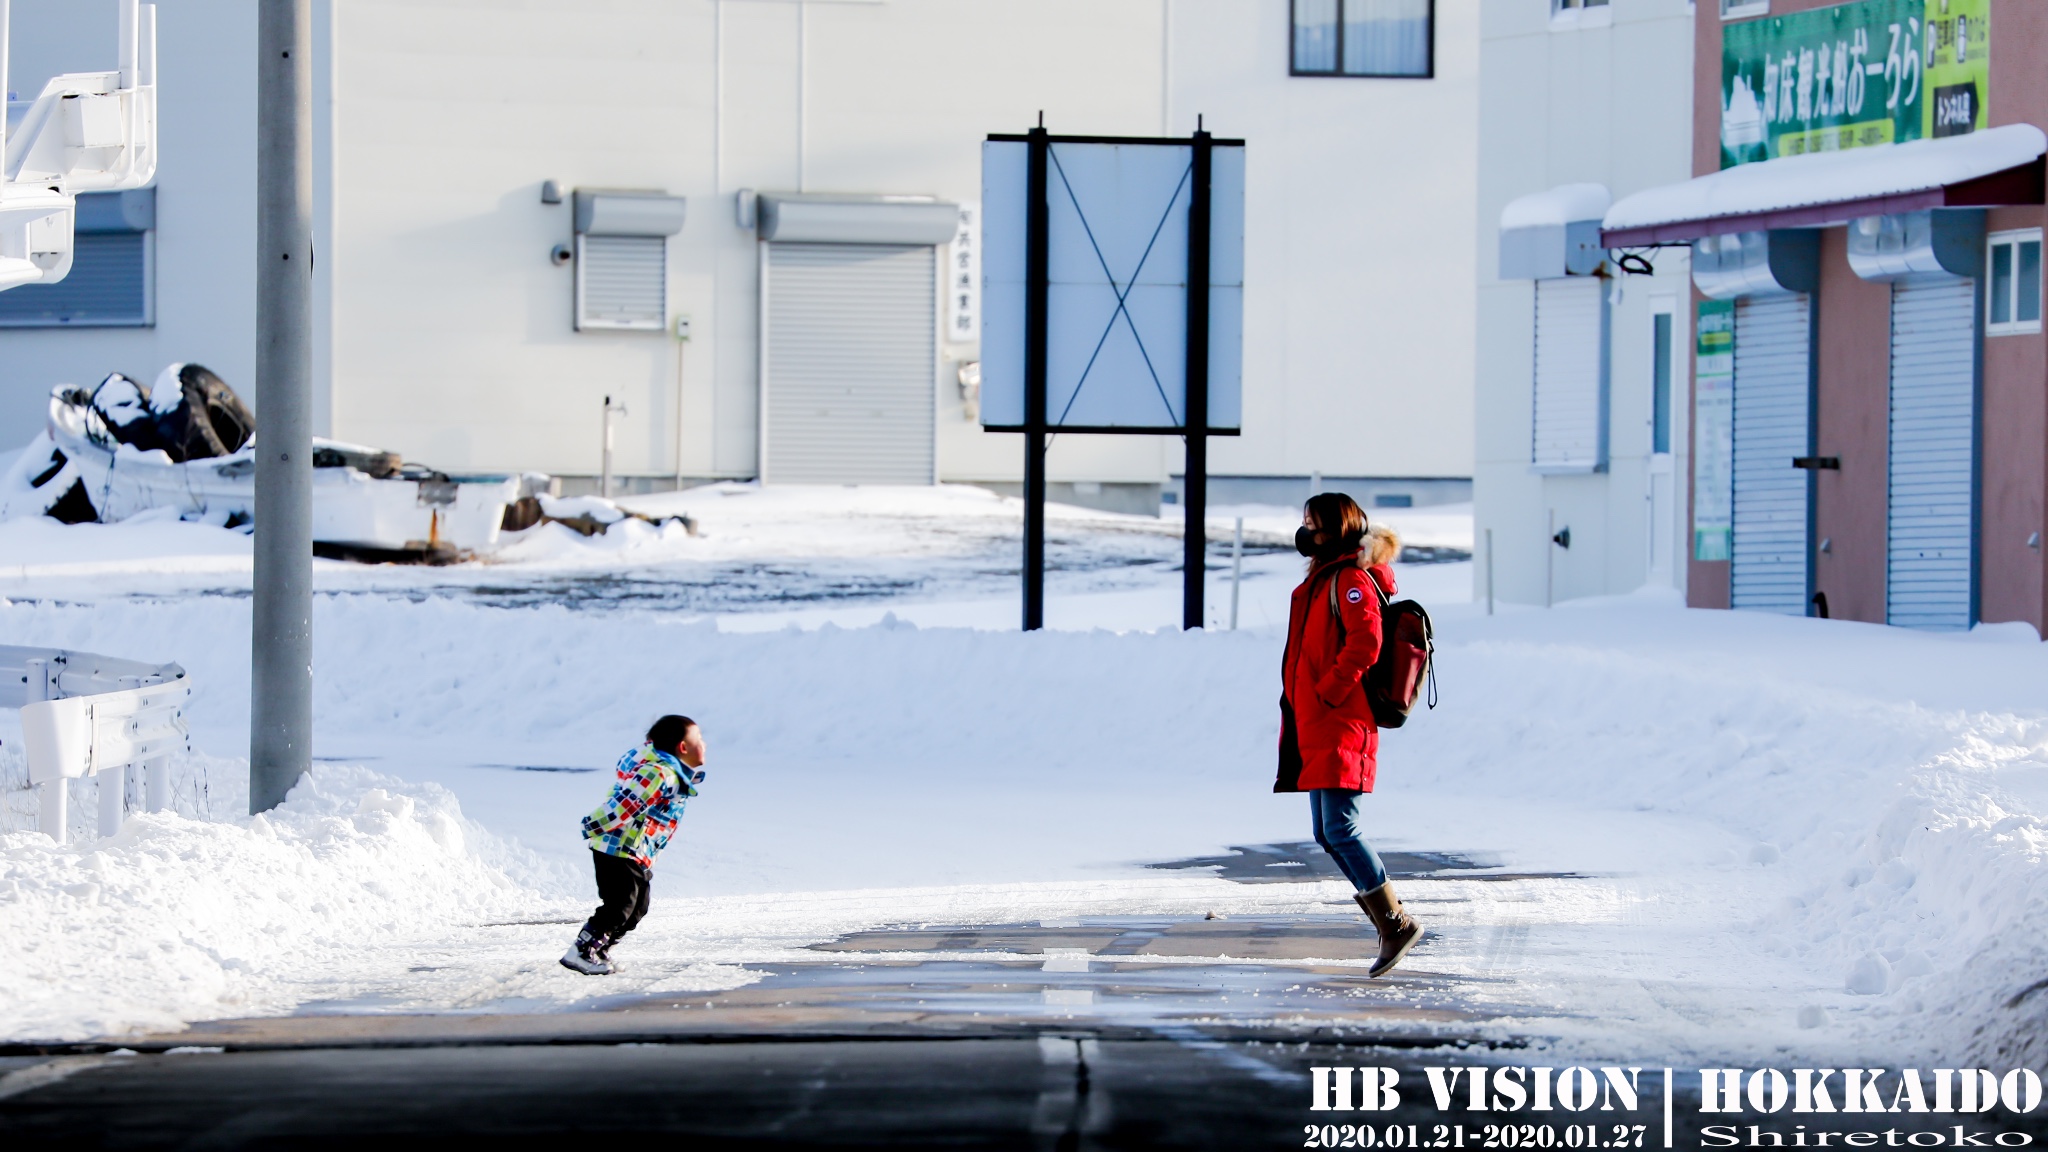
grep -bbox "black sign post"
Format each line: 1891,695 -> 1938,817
1182,128 -> 1212,632
1023,125 -> 1051,632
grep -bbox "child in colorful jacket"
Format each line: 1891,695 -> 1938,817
561,714 -> 707,975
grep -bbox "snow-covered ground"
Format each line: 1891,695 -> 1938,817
0,487 -> 2043,1072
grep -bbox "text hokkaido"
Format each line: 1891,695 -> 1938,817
1308,1069 -> 2047,1115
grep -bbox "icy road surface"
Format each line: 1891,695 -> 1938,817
0,488 -> 2043,1071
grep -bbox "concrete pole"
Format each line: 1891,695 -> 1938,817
250,0 -> 314,814
1,1 -> 10,163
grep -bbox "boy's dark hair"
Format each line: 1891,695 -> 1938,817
646,714 -> 698,753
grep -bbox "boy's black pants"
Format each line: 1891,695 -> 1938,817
583,849 -> 652,943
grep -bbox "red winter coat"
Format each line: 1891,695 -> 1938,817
1276,554 -> 1393,793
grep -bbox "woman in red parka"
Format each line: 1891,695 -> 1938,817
1276,492 -> 1422,977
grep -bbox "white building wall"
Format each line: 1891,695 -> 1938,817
0,0 -> 330,440
1175,0 -> 1480,484
5,0 -> 1482,498
1474,0 -> 1693,605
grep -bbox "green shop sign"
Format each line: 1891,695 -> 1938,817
1720,0 -> 1988,169
1693,301 -> 1734,563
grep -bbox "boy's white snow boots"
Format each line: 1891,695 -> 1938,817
1356,882 -> 1422,978
560,928 -> 614,976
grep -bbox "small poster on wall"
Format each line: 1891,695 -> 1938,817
1693,300 -> 1735,562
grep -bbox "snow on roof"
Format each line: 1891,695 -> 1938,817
1499,183 -> 1612,231
1604,123 -> 2047,234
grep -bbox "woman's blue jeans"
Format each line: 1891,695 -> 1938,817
1310,788 -> 1388,892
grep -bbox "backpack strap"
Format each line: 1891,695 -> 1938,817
1325,562 -> 1390,643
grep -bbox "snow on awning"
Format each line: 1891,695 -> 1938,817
1500,183 -> 1612,231
1498,183 -> 1610,280
1602,124 -> 2047,248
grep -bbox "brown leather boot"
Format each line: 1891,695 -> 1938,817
1355,882 -> 1422,978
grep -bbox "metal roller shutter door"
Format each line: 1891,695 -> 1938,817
1887,274 -> 1977,631
1730,293 -> 1811,615
1530,277 -> 1605,472
576,236 -> 666,331
763,243 -> 935,485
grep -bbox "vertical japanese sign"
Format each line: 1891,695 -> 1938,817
1720,0 -> 1987,169
947,202 -> 980,344
1693,300 -> 1735,563
1922,0 -> 1989,139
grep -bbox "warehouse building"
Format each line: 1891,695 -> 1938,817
0,0 -> 1477,512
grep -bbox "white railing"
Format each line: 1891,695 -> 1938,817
0,645 -> 190,843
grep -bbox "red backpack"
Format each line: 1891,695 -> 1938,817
1326,570 -> 1438,729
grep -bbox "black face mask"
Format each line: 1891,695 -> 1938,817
1297,525 -> 1360,559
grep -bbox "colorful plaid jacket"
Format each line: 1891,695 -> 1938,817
581,744 -> 701,868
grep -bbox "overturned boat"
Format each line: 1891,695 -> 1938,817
0,365 -> 532,556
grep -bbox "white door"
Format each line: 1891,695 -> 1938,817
1887,273 -> 1977,630
1648,456 -> 1675,584
761,242 -> 936,485
1729,293 -> 1812,614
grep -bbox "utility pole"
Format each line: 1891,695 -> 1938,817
250,0 -> 314,813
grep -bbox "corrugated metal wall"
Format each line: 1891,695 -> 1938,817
762,243 -> 935,485
1887,273 -> 1978,631
1730,293 -> 1811,615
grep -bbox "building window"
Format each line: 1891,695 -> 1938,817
1987,230 -> 2043,336
1291,0 -> 1433,79
575,235 -> 667,331
1720,0 -> 1769,20
0,189 -> 155,328
1531,276 -> 1610,473
1552,0 -> 1612,28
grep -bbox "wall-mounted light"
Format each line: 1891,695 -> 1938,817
541,180 -> 563,206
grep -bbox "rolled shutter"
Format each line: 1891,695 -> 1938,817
762,242 -> 936,485
575,235 -> 666,331
1531,277 -> 1607,473
0,189 -> 154,328
1887,274 -> 1977,631
1730,293 -> 1812,615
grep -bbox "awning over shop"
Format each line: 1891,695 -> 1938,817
1602,124 -> 2047,248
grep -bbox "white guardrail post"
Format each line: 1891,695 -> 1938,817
3,646 -> 191,845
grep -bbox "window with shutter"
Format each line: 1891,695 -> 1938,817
1530,276 -> 1608,473
0,190 -> 154,328
574,235 -> 667,331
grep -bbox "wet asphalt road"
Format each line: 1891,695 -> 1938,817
6,854 -> 2045,1148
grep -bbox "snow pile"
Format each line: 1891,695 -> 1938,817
0,758 -> 562,1040
1389,605 -> 2048,1066
0,487 -> 2040,1063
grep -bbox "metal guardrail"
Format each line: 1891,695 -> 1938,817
1,646 -> 191,843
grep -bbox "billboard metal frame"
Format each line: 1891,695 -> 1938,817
986,124 -> 1245,632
